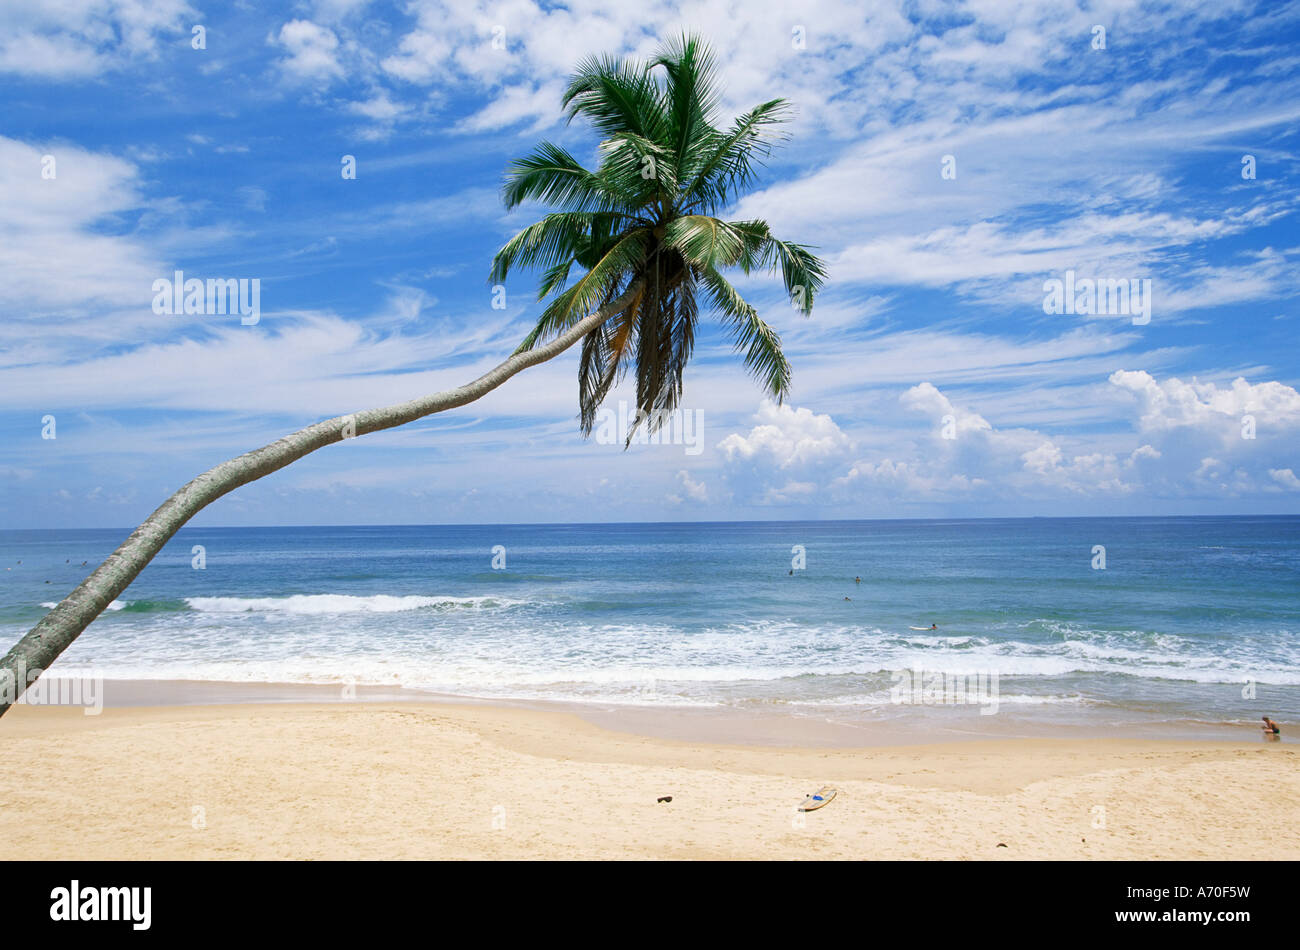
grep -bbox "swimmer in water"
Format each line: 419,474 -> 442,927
854,576 -> 861,584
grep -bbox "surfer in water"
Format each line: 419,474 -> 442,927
1262,716 -> 1281,739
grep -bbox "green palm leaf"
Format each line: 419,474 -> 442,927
699,266 -> 792,399
662,215 -> 746,270
494,32 -> 829,437
501,142 -> 629,212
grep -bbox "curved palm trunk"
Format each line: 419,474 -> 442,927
0,285 -> 640,717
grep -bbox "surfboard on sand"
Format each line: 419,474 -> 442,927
799,786 -> 837,812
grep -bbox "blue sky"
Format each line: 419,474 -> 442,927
1,0 -> 1298,528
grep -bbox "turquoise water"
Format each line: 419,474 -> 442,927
1,517 -> 1296,733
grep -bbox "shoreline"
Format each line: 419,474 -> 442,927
20,676 -> 1289,748
2,699 -> 1296,859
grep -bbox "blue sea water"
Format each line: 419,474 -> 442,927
1,517 -> 1296,735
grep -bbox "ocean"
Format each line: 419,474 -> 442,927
1,517 -> 1296,738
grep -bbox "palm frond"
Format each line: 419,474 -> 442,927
501,141 -> 629,212
761,237 -> 827,314
491,211 -> 631,286
681,99 -> 792,213
662,215 -> 746,269
577,287 -> 642,435
597,133 -> 677,203
630,255 -> 695,441
698,266 -> 791,400
654,33 -> 722,178
726,220 -> 827,312
562,54 -> 666,142
515,227 -> 651,351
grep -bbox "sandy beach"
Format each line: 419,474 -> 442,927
2,699 -> 1295,860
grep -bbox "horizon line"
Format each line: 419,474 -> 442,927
5,512 -> 1300,532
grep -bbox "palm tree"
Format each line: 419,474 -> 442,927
0,33 -> 825,716
493,33 -> 825,439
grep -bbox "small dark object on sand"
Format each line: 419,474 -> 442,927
997,842 -> 1007,848
657,796 -> 672,803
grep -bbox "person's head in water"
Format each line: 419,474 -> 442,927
931,624 -> 937,630
854,576 -> 861,583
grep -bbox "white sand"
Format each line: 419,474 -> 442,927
1,701 -> 1294,860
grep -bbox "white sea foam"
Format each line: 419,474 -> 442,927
183,594 -> 522,614
783,693 -> 1089,708
33,602 -> 1300,704
47,615 -> 1300,687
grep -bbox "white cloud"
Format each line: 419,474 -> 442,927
348,93 -> 407,121
1269,468 -> 1300,490
274,20 -> 344,83
0,0 -> 193,79
1110,370 -> 1300,434
717,402 -> 854,506
718,402 -> 852,469
455,82 -> 567,134
671,469 -> 709,503
899,382 -> 992,436
0,136 -> 165,340
381,29 -> 452,84
714,368 -> 1300,508
833,459 -> 983,497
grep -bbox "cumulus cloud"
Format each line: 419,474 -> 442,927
669,470 -> 709,504
876,383 -> 1155,497
899,382 -> 992,436
1098,371 -> 1300,496
716,369 -> 1300,508
833,459 -> 984,498
717,402 -> 853,506
273,20 -> 345,84
1110,370 -> 1300,434
1269,468 -> 1300,491
718,402 -> 852,469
